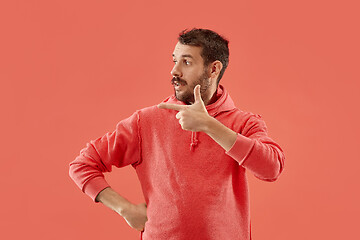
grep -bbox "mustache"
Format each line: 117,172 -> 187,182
171,77 -> 187,85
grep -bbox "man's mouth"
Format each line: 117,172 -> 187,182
171,77 -> 186,87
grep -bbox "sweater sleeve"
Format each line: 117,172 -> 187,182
68,111 -> 142,202
225,114 -> 285,181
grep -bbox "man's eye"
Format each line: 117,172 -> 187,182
184,60 -> 190,65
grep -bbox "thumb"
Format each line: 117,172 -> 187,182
193,85 -> 204,104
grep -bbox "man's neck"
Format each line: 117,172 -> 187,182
205,86 -> 219,106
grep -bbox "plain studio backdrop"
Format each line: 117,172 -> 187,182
0,0 -> 359,239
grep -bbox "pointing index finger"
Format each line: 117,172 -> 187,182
157,103 -> 186,111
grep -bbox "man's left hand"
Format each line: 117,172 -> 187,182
157,85 -> 211,132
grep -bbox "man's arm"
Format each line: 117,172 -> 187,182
69,111 -> 148,231
69,111 -> 141,201
203,113 -> 284,181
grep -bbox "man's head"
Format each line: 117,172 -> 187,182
171,28 -> 229,105
178,28 -> 229,84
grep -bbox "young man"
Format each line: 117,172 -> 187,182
69,28 -> 285,240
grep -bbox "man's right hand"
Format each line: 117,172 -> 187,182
121,202 -> 148,232
95,187 -> 148,232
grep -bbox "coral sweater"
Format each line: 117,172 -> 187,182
69,84 -> 285,240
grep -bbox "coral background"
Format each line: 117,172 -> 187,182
1,0 -> 359,239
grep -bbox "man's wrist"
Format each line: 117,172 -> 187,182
96,187 -> 133,217
202,115 -> 217,134
117,201 -> 133,217
202,115 -> 238,152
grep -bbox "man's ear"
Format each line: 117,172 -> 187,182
210,60 -> 223,79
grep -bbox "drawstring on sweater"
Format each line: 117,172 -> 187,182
190,131 -> 199,151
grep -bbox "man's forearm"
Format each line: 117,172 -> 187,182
95,187 -> 132,217
203,117 -> 237,152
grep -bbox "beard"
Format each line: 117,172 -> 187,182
171,70 -> 212,105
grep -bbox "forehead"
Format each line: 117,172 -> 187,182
172,42 -> 203,61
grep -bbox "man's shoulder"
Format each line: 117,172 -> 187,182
137,105 -> 158,116
221,106 -> 265,132
224,106 -> 261,120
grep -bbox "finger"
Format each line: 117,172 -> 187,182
193,85 -> 203,103
157,103 -> 186,111
175,112 -> 181,119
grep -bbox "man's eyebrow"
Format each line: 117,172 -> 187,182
172,54 -> 194,59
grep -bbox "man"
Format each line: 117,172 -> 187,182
69,28 -> 285,240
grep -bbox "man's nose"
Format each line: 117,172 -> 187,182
171,63 -> 182,77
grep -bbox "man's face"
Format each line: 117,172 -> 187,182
171,42 -> 212,105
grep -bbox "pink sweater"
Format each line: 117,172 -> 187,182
69,84 -> 285,240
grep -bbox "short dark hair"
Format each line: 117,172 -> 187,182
178,28 -> 229,84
